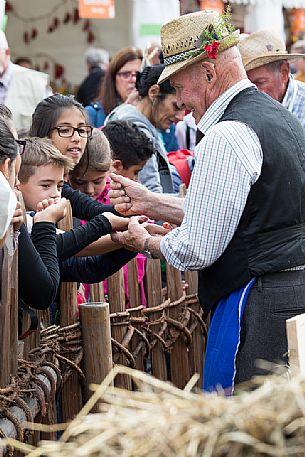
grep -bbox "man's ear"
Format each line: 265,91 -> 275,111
112,159 -> 124,174
200,61 -> 217,83
147,84 -> 160,102
280,62 -> 290,85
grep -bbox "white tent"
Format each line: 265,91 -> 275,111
5,0 -> 179,87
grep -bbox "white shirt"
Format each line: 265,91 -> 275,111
160,79 -> 263,270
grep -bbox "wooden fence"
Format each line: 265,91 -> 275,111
0,203 -> 207,454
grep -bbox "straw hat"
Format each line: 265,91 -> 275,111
238,30 -> 305,72
158,10 -> 239,84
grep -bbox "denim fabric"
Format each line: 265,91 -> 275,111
235,270 -> 305,384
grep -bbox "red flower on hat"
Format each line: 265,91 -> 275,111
204,41 -> 221,59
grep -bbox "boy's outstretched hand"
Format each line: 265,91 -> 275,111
34,198 -> 67,224
103,212 -> 130,231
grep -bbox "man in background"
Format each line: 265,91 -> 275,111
238,30 -> 305,129
76,47 -> 109,107
0,31 -> 51,131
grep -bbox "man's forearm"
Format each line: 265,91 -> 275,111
146,192 -> 184,225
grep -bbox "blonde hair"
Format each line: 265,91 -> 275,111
19,137 -> 73,183
71,128 -> 111,177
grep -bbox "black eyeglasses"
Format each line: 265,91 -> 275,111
50,126 -> 93,138
16,139 -> 26,155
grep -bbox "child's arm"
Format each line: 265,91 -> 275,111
19,222 -> 60,310
74,234 -> 120,257
56,212 -> 128,261
60,249 -> 136,284
62,182 -> 118,220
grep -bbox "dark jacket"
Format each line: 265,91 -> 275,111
198,87 -> 305,313
76,66 -> 105,107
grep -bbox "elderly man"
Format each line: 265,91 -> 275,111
0,31 -> 51,131
110,10 -> 305,392
238,30 -> 305,128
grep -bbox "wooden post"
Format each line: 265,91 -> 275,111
108,269 -> 131,389
144,258 -> 167,381
129,306 -> 146,372
127,258 -> 140,308
57,202 -> 83,420
79,303 -> 113,408
185,271 -> 205,386
166,264 -> 190,389
286,312 -> 305,376
90,282 -> 105,303
0,231 -> 16,387
9,242 -> 18,376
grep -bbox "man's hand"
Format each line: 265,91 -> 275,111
103,212 -> 130,231
34,198 -> 67,224
109,174 -> 151,216
111,216 -> 151,251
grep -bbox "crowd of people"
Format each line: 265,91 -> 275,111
1,8 -> 305,394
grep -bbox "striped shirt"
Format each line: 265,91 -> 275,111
160,79 -> 263,270
282,76 -> 305,130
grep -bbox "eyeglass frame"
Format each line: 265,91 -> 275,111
50,125 -> 93,138
16,139 -> 26,155
116,70 -> 138,80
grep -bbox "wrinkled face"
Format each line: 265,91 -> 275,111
19,164 -> 64,211
50,107 -> 88,165
246,64 -> 288,102
70,169 -> 108,200
170,66 -> 209,124
152,93 -> 185,130
115,59 -> 142,101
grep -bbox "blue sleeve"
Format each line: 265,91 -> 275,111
60,249 -> 136,283
85,104 -> 106,128
161,123 -> 179,152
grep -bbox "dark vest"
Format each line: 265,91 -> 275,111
198,86 -> 305,314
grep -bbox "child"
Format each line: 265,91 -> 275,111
70,121 -> 154,307
19,137 -> 136,320
69,128 -> 112,203
29,94 -> 117,221
103,120 -> 154,182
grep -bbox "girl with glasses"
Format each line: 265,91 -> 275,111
30,93 -> 119,222
85,46 -> 142,128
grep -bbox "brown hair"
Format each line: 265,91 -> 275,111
19,137 -> 73,183
70,128 -> 111,179
100,46 -> 143,115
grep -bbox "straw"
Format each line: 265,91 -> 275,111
4,366 -> 305,457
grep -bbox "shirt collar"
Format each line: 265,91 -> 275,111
0,62 -> 13,89
282,75 -> 295,111
198,79 -> 255,135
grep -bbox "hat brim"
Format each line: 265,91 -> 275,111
244,53 -> 305,72
158,33 -> 240,84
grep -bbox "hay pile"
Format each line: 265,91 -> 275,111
7,366 -> 305,457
